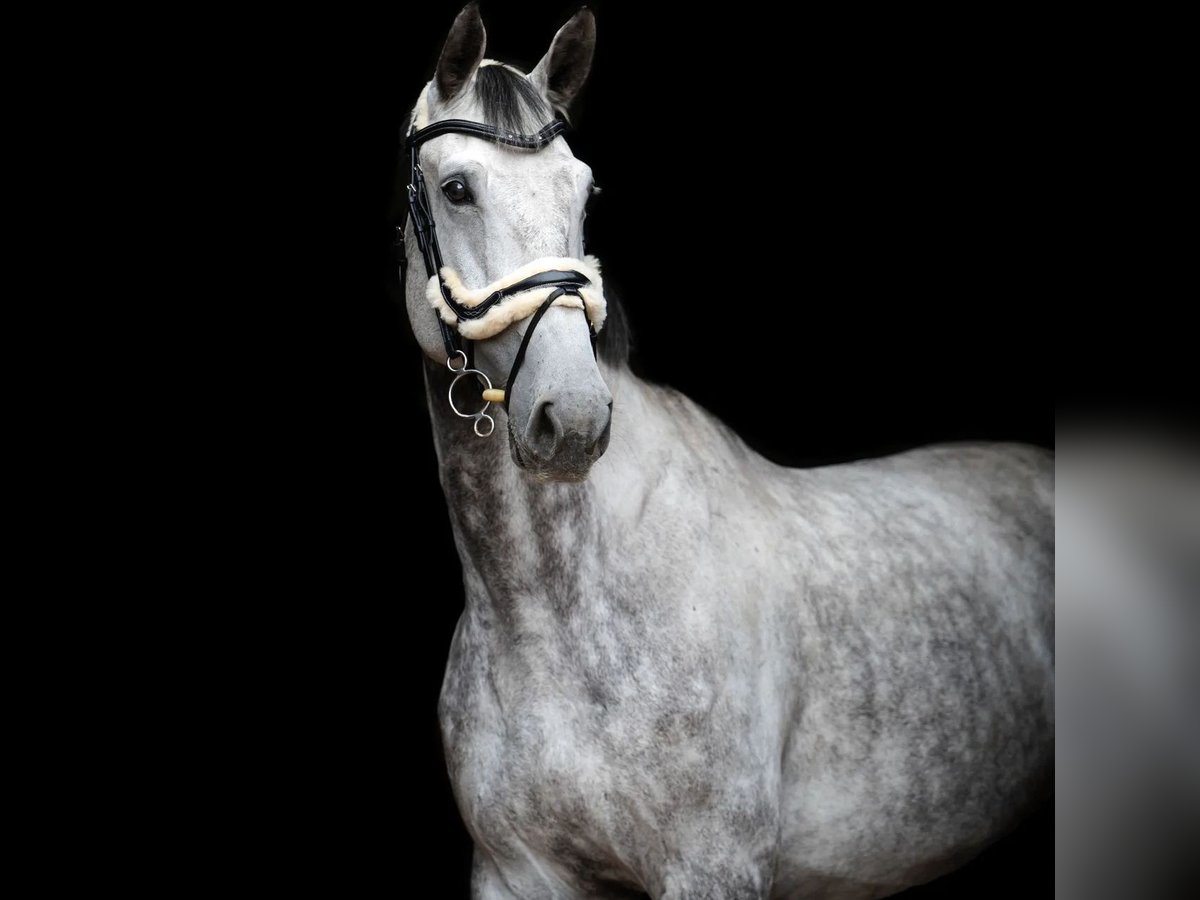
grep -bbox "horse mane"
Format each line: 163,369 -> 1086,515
472,63 -> 552,132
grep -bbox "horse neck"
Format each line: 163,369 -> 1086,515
423,360 -> 682,615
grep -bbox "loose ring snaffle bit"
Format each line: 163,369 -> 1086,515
446,351 -> 496,438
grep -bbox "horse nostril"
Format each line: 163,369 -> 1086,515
528,399 -> 561,458
586,404 -> 613,455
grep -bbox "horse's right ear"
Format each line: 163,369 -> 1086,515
435,3 -> 487,104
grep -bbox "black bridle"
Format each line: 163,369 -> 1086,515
396,114 -> 598,428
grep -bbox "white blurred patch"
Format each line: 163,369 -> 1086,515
1058,421 -> 1200,898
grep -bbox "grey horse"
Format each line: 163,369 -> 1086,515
400,6 -> 1053,898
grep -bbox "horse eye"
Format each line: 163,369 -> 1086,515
442,179 -> 470,204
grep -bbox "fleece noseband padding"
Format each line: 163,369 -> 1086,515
426,255 -> 606,341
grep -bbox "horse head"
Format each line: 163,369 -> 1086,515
401,4 -> 612,482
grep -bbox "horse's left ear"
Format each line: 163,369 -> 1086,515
530,7 -> 596,113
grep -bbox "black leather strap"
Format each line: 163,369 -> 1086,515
503,288 -> 596,413
504,290 -> 563,413
451,270 -> 590,321
406,119 -> 566,152
405,142 -> 460,358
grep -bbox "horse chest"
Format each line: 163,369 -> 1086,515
440,619 -> 750,874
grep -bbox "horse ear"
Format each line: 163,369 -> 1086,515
435,3 -> 487,103
530,7 -> 596,113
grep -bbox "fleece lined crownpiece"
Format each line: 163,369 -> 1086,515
426,255 -> 607,341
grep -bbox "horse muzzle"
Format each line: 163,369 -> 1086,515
518,392 -> 612,480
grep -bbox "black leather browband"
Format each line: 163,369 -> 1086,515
406,119 -> 566,152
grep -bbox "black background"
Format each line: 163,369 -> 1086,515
262,1 -> 1051,895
